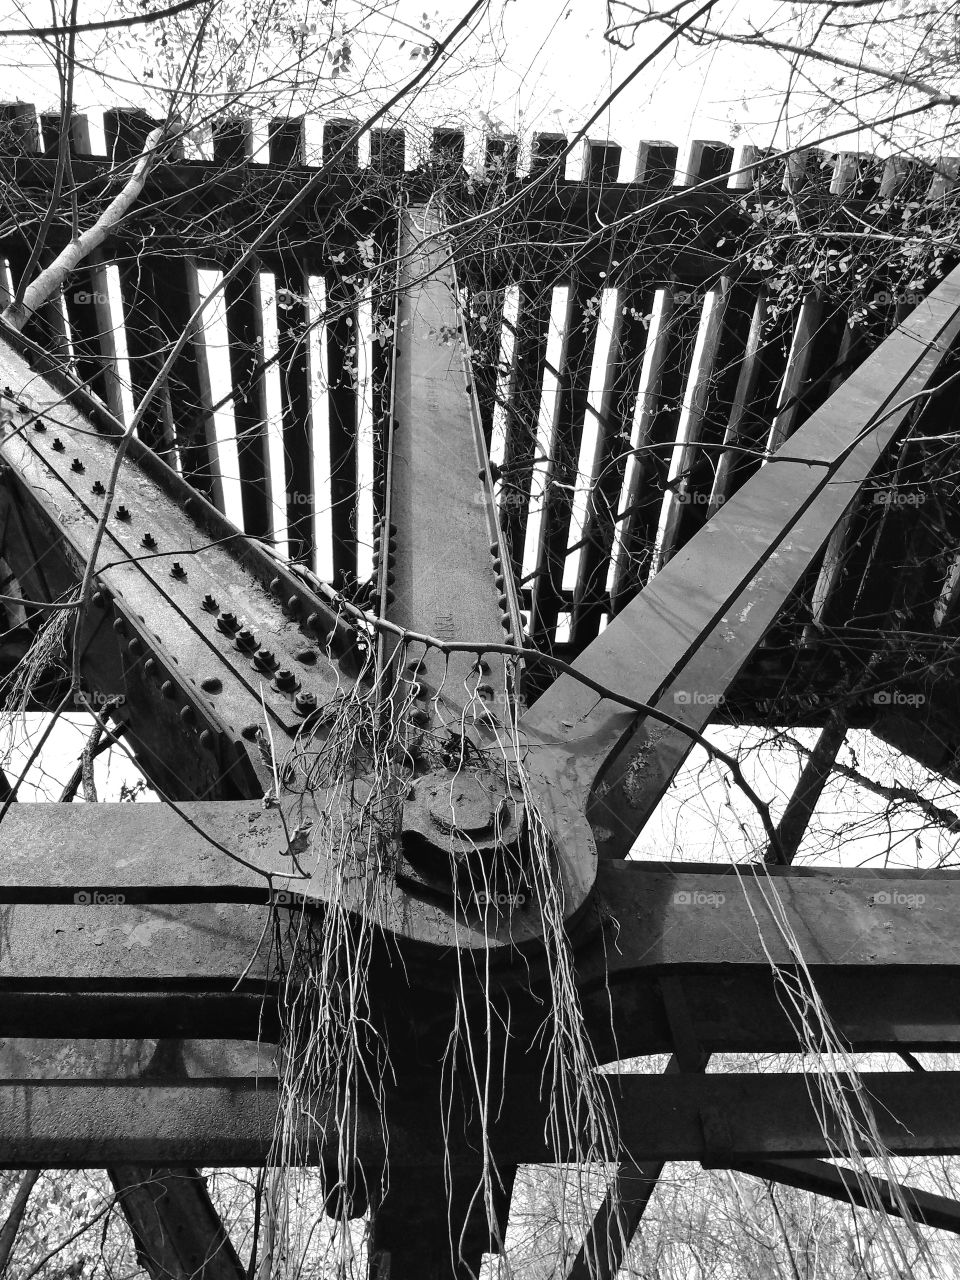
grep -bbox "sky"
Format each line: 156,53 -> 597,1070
0,0 -> 889,169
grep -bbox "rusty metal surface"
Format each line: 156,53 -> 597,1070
0,1039 -> 271,1078
0,800 -> 557,954
0,329 -> 358,797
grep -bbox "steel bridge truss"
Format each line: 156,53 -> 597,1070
3,105 -> 960,1278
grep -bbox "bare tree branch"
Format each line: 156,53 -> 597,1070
0,0 -> 209,39
1,127 -> 168,332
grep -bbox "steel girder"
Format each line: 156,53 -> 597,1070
10,1073 -> 960,1166
3,227 -> 960,1277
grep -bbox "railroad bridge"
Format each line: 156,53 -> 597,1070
2,102 -> 960,1277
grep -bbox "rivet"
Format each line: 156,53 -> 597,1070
241,724 -> 259,741
91,590 -> 107,608
112,617 -> 126,635
116,506 -> 131,521
286,595 -> 299,616
71,458 -> 84,473
179,704 -> 195,724
200,677 -> 222,694
236,627 -> 257,653
295,648 -> 318,666
144,658 -> 157,676
92,480 -> 105,496
270,577 -> 282,595
161,680 -> 175,699
274,668 -> 297,692
216,611 -> 240,634
52,437 -> 65,452
202,594 -> 219,613
294,691 -> 318,716
127,638 -> 143,656
141,533 -> 157,550
170,562 -> 186,579
32,419 -> 46,433
199,728 -> 214,749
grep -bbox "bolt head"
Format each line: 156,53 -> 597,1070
253,647 -> 278,673
294,691 -> 318,716
427,775 -> 495,835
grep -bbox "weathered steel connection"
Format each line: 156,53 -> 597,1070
5,100 -> 960,1277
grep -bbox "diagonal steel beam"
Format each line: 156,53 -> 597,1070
110,1166 -> 246,1280
519,266 -> 960,857
0,324 -> 359,799
732,1158 -> 960,1237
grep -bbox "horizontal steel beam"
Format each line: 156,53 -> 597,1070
8,1072 -> 960,1167
5,809 -> 960,1054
